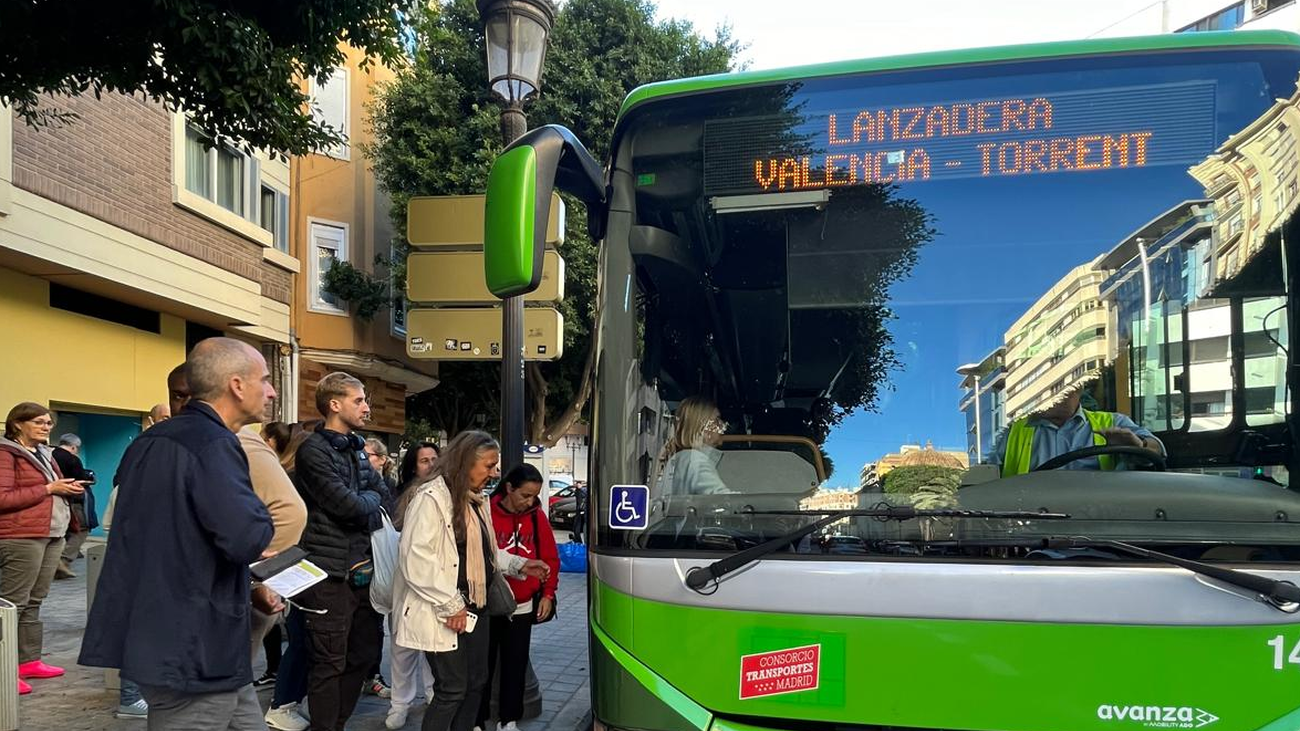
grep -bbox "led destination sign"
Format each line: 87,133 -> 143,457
701,81 -> 1216,194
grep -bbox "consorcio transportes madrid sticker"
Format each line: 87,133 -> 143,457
739,644 -> 821,700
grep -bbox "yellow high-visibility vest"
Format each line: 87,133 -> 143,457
1001,409 -> 1116,477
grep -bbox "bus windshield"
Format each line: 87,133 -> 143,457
595,47 -> 1300,559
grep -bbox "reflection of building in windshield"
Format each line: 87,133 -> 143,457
957,347 -> 1007,464
858,442 -> 968,492
1096,201 -> 1211,430
1188,81 -> 1300,283
799,488 -> 859,531
1002,262 -> 1110,420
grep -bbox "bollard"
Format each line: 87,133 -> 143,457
85,542 -> 120,691
0,598 -> 18,731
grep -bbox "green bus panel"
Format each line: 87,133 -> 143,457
593,580 -> 1300,731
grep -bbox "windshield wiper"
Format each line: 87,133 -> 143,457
682,504 -> 1070,592
1044,537 -> 1300,613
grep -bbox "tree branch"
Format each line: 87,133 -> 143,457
536,324 -> 599,448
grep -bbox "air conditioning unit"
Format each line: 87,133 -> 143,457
1251,0 -> 1270,15
0,598 -> 18,731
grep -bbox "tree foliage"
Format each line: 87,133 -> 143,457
368,0 -> 740,444
0,1 -> 404,154
883,465 -> 965,497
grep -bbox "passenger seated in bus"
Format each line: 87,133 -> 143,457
654,396 -> 734,495
988,388 -> 1165,477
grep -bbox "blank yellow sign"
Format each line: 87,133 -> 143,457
407,250 -> 564,303
407,193 -> 565,247
406,307 -> 563,361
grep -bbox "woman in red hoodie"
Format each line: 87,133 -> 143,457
0,402 -> 85,696
476,463 -> 560,731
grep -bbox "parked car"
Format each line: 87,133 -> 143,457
549,485 -> 587,529
549,482 -> 577,507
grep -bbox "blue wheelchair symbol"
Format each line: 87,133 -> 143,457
608,485 -> 649,531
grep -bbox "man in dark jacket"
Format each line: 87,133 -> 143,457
80,337 -> 277,730
51,433 -> 97,578
294,371 -> 389,731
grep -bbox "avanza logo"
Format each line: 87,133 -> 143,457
1097,704 -> 1220,729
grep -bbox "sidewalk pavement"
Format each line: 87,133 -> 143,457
15,536 -> 590,731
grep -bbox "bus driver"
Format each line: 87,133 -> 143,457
989,388 -> 1165,477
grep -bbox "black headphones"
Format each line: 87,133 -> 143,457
318,426 -> 366,454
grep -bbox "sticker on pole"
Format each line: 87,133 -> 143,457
739,644 -> 820,700
608,485 -> 648,531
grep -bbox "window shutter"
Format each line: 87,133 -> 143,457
313,68 -> 350,158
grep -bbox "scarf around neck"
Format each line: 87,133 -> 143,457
463,490 -> 495,607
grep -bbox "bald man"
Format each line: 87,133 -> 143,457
147,404 -> 170,428
81,337 -> 276,731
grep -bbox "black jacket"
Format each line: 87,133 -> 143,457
79,402 -> 273,693
293,426 -> 388,579
51,447 -> 98,530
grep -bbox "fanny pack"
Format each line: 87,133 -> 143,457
347,558 -> 374,589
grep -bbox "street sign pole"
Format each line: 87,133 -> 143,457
500,109 -> 528,474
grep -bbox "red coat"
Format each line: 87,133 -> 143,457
0,440 -> 62,539
489,492 -> 560,602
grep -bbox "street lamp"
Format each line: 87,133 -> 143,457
477,0 -> 556,478
477,1 -> 555,719
956,363 -> 983,463
478,0 -> 556,143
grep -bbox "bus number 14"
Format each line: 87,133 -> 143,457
1267,635 -> 1300,671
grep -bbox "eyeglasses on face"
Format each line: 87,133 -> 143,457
27,419 -> 54,428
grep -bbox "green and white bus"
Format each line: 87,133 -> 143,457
482,30 -> 1300,731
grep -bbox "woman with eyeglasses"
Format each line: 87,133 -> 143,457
0,402 -> 85,696
656,396 -> 733,496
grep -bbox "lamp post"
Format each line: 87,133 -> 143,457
477,0 -> 556,475
957,363 -> 983,463
477,2 -> 555,720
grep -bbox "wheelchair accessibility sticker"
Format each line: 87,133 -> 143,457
609,485 -> 649,530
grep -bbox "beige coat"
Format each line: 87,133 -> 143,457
238,427 -> 307,554
393,476 -> 524,653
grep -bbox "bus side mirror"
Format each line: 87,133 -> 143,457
485,124 -> 606,298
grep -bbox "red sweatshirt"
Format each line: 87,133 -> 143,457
489,492 -> 560,602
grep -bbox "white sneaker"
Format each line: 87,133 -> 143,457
498,723 -> 519,731
385,708 -> 409,729
114,699 -> 148,719
265,702 -> 310,731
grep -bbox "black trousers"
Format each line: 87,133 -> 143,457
301,579 -> 383,731
423,607 -> 489,731
476,609 -> 536,726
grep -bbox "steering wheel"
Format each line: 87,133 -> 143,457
1032,445 -> 1166,472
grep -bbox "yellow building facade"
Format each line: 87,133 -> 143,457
291,45 -> 438,436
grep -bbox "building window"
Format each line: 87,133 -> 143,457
310,221 -> 347,314
184,124 -> 252,217
260,185 -> 289,252
311,67 -> 350,160
1177,2 -> 1245,31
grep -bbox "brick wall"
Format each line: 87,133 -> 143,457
299,357 -> 407,434
12,92 -> 291,305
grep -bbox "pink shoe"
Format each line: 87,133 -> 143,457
17,678 -> 32,695
17,660 -> 64,679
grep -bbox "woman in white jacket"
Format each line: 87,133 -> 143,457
392,431 -> 549,731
